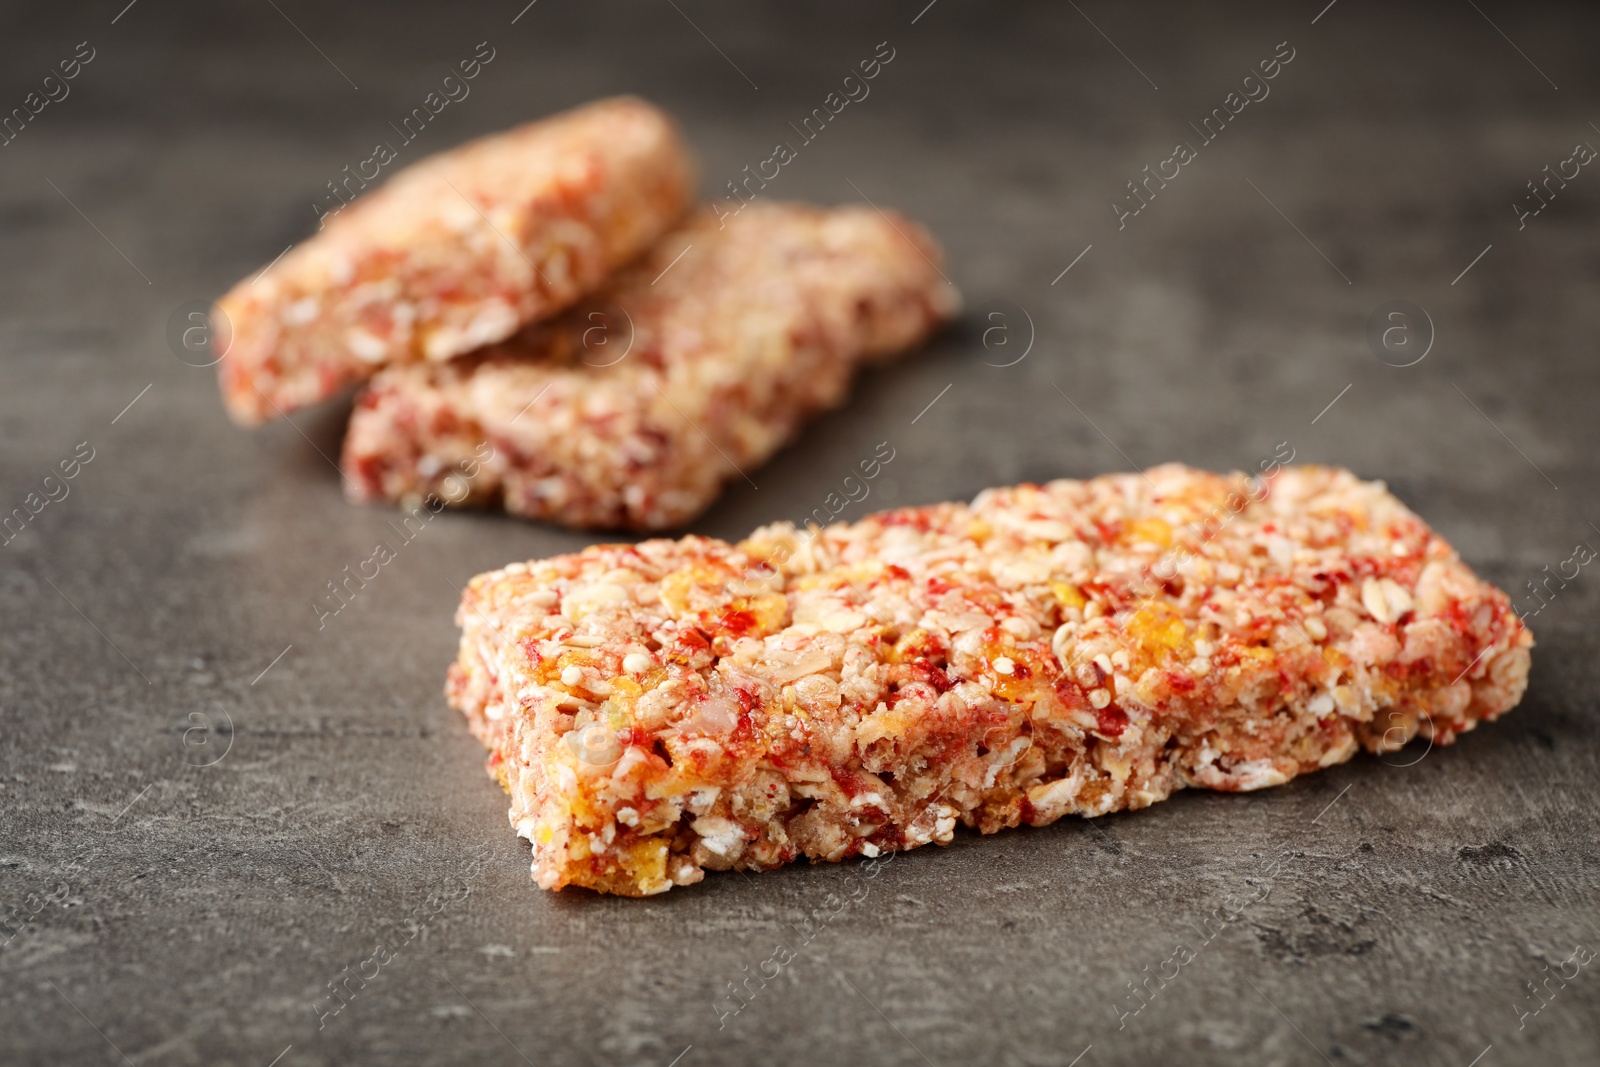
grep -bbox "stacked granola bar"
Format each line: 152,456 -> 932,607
215,98 -> 955,528
341,204 -> 956,530
218,98 -> 695,426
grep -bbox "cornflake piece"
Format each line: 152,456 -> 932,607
447,465 -> 1531,895
342,202 -> 957,530
216,97 -> 694,425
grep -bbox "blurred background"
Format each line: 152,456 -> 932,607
2,2 -> 1597,1065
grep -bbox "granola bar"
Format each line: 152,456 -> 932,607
341,202 -> 957,530
447,465 -> 1531,895
216,97 -> 694,425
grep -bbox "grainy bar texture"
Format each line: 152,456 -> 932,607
342,202 -> 957,530
447,465 -> 1532,895
216,97 -> 694,425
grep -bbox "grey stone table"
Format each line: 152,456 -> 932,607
2,2 -> 1597,1064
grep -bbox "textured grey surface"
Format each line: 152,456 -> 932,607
2,2 -> 1598,1065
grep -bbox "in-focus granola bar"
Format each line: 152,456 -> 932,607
447,465 -> 1531,895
